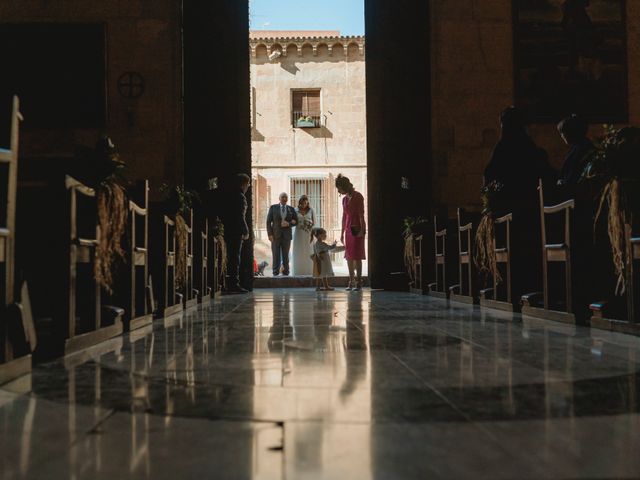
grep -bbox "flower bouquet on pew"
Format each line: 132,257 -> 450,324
93,136 -> 129,294
159,183 -> 201,289
402,216 -> 429,285
212,217 -> 228,289
581,125 -> 640,295
474,181 -> 505,285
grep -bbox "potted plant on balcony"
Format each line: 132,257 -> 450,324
296,115 -> 317,128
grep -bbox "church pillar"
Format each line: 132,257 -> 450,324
183,0 -> 253,288
365,0 -> 432,288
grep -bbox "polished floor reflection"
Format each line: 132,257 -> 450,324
2,290 -> 640,479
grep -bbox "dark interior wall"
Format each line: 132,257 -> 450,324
183,0 -> 252,188
0,1 -> 183,191
430,1 -> 640,216
365,0 -> 431,288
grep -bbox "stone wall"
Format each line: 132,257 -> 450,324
1,0 -> 183,190
250,37 -> 366,167
430,0 -> 640,214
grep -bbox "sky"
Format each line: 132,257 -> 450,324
249,0 -> 365,36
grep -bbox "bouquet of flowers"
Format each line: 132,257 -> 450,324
299,217 -> 314,233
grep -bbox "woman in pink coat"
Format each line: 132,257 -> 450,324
336,174 -> 366,291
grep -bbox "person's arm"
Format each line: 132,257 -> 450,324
266,206 -> 274,240
341,200 -> 346,244
289,207 -> 297,226
317,242 -> 331,253
241,194 -> 250,239
358,194 -> 366,237
310,208 -> 316,227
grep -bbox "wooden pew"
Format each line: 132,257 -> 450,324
409,234 -> 424,295
162,214 -> 183,318
183,209 -> 198,310
521,180 -> 576,324
0,95 -> 32,384
450,208 -> 479,304
428,216 -> 449,299
590,221 -> 640,333
64,176 -> 124,354
213,233 -> 222,297
197,218 -> 213,304
126,180 -> 153,331
480,213 -> 514,312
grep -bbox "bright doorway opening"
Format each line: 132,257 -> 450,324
249,0 -> 367,279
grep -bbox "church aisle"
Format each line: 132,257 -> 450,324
1,290 -> 640,479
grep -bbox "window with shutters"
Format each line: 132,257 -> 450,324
290,177 -> 326,227
291,89 -> 322,128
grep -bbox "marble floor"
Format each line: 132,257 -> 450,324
2,290 -> 640,479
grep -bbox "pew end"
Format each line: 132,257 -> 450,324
450,208 -> 480,305
0,96 -> 32,383
409,234 -> 424,295
427,215 -> 457,299
65,305 -> 124,356
520,180 -> 578,325
183,209 -> 198,311
479,212 -> 515,312
124,180 -> 153,332
521,290 -> 576,325
479,287 -> 514,312
589,301 -> 640,335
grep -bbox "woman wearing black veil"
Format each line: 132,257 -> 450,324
483,107 -> 556,306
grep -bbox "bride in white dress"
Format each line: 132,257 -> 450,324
291,195 -> 316,276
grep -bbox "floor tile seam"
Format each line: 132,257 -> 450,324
94,408 -> 287,427
80,407 -> 382,426
378,302 -> 622,375
386,351 -> 510,443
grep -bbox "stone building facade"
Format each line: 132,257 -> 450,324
250,31 -> 367,267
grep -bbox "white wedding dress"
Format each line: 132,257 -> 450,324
291,208 -> 315,276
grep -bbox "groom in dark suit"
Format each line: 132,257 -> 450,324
266,192 -> 297,276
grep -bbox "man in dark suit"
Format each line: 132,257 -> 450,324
266,192 -> 297,276
221,173 -> 251,293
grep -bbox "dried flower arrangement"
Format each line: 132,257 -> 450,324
159,184 -> 200,289
402,216 -> 428,284
581,126 -> 640,294
93,136 -> 128,294
474,181 -> 505,285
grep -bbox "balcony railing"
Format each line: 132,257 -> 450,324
293,112 -> 322,128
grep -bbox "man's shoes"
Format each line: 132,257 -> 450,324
273,272 -> 280,277
226,285 -> 249,294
